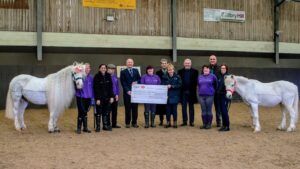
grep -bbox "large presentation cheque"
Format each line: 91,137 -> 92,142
131,84 -> 168,104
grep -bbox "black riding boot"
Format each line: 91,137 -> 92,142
95,115 -> 101,132
150,112 -> 156,128
159,115 -> 164,126
205,115 -> 213,129
165,121 -> 171,128
82,116 -> 91,133
76,117 -> 82,134
200,115 -> 207,129
103,113 -> 112,131
173,120 -> 178,128
144,112 -> 149,128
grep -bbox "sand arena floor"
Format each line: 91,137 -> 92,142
0,103 -> 299,169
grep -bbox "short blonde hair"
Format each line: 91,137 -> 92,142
167,63 -> 174,70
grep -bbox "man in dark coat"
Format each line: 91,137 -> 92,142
209,54 -> 221,127
177,58 -> 199,127
120,58 -> 141,128
156,58 -> 169,126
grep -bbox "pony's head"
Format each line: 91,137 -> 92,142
224,75 -> 236,100
71,62 -> 86,89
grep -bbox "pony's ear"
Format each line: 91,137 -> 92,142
73,62 -> 78,66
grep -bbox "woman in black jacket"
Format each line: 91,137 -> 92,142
93,64 -> 114,132
216,64 -> 230,131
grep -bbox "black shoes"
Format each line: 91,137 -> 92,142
173,121 -> 178,128
82,116 -> 91,133
76,117 -> 82,134
180,122 -> 187,126
159,121 -> 163,126
103,126 -> 112,131
200,124 -> 206,129
150,113 -> 156,128
165,121 -> 171,128
125,124 -> 130,128
144,112 -> 150,128
132,124 -> 139,128
112,125 -> 121,128
190,122 -> 194,127
95,115 -> 101,132
219,126 -> 230,132
200,124 -> 212,129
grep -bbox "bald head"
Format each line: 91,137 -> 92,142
183,58 -> 192,69
126,58 -> 134,68
209,55 -> 217,65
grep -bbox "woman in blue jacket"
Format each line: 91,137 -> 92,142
165,64 -> 182,128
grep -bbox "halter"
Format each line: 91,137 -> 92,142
226,79 -> 237,95
72,72 -> 84,81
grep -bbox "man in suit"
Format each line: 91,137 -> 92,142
178,58 -> 199,127
120,58 -> 141,128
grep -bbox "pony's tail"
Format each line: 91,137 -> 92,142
5,85 -> 14,120
293,87 -> 299,123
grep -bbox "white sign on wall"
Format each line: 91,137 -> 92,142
204,8 -> 245,22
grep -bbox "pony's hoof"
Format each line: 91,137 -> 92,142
16,127 -> 22,132
54,129 -> 60,133
21,124 -> 27,129
277,126 -> 285,131
253,128 -> 261,133
48,130 -> 54,133
287,127 -> 296,132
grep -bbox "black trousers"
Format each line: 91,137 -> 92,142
214,93 -> 221,125
156,105 -> 166,122
95,99 -> 111,125
181,91 -> 195,124
76,97 -> 91,119
123,94 -> 138,125
111,99 -> 118,126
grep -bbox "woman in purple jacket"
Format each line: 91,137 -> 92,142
75,63 -> 93,134
198,65 -> 218,129
141,66 -> 161,128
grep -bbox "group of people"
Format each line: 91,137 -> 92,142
75,55 -> 231,134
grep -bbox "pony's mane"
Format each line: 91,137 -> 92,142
236,75 -> 260,83
45,65 -> 75,116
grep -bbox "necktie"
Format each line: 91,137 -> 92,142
129,68 -> 133,77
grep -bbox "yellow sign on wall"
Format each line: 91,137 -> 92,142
83,0 -> 136,10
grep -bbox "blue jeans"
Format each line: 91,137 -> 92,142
181,91 -> 195,124
166,103 -> 178,122
199,96 -> 214,125
199,96 -> 214,116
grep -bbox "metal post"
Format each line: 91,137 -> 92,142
37,0 -> 43,61
274,0 -> 281,64
171,0 -> 177,62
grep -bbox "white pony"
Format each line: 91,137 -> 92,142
224,75 -> 298,132
5,62 -> 86,133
